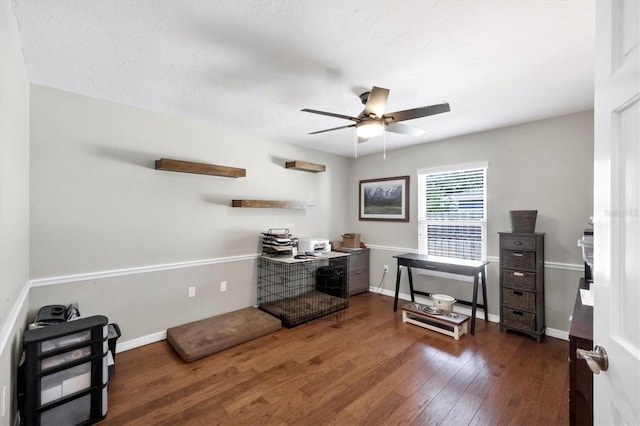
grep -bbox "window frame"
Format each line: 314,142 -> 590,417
417,162 -> 488,262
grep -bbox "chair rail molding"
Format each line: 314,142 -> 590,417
365,244 -> 581,271
30,254 -> 260,287
0,280 -> 30,354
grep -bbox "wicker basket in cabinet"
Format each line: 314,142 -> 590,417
499,232 -> 545,341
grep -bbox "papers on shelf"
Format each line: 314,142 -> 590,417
580,288 -> 594,306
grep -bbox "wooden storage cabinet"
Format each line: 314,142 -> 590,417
20,316 -> 109,426
499,232 -> 545,341
336,248 -> 369,295
569,278 -> 593,425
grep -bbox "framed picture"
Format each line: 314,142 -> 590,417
359,176 -> 410,222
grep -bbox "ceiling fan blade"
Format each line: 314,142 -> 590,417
383,102 -> 450,123
308,124 -> 356,135
386,122 -> 425,136
301,108 -> 360,122
363,86 -> 390,118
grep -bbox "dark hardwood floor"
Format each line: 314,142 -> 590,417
102,293 -> 569,425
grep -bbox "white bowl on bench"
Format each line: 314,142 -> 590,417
430,294 -> 456,312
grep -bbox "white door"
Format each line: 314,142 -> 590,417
593,0 -> 640,424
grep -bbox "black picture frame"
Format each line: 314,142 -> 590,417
359,175 -> 410,222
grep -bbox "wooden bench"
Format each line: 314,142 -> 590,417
167,307 -> 281,363
402,302 -> 470,340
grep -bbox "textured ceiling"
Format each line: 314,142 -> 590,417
11,0 -> 595,157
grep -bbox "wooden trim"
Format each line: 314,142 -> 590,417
0,280 -> 30,354
29,254 -> 259,287
231,199 -> 312,209
285,160 -> 326,173
364,245 -> 582,271
155,158 -> 246,178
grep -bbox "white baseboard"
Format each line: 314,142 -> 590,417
4,252 -> 572,360
368,286 -> 568,341
116,330 -> 167,353
114,292 -> 570,355
369,287 -> 501,322
545,327 -> 569,341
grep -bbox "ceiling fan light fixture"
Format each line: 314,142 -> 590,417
356,120 -> 384,138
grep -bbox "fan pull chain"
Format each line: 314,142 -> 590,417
354,130 -> 358,158
383,126 -> 386,160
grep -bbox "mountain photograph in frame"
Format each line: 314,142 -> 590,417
359,176 -> 409,222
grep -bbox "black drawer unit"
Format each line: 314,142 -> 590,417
20,315 -> 109,426
316,265 -> 348,298
499,232 -> 545,341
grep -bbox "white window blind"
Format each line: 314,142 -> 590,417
418,164 -> 487,261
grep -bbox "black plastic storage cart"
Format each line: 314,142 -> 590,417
19,315 -> 109,426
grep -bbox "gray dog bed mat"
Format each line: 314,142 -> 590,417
166,307 -> 282,363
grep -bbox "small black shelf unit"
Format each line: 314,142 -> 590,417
20,315 -> 109,426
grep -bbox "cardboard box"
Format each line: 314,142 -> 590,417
330,240 -> 342,250
342,233 -> 361,248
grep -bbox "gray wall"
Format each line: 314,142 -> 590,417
28,85 -> 351,342
0,1 -> 593,426
0,6 -> 594,422
347,111 -> 594,334
0,2 -> 31,425
24,92 -> 595,344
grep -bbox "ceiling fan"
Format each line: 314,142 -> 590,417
301,86 -> 450,143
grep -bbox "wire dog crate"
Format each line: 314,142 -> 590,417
258,255 -> 349,328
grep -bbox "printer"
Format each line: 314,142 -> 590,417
297,238 -> 330,254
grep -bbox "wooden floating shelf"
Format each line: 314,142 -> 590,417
285,160 -> 326,173
155,158 -> 246,178
232,200 -> 314,209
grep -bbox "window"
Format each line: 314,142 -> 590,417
417,163 -> 487,261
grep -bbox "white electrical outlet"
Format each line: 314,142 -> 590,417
220,281 -> 227,292
384,265 -> 389,272
188,286 -> 196,298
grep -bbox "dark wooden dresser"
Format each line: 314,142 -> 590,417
569,278 -> 593,426
499,232 -> 545,341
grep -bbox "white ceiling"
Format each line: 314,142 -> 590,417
10,0 -> 595,158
